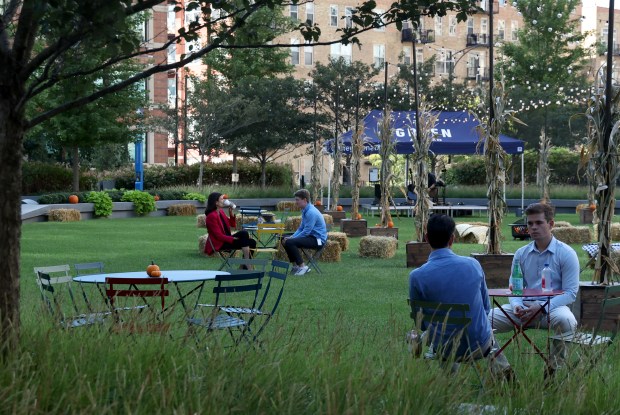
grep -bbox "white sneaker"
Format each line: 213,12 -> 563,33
291,265 -> 300,274
294,266 -> 310,276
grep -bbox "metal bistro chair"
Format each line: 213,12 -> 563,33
300,243 -> 326,274
105,277 -> 170,334
549,284 -> 620,379
409,299 -> 486,387
252,223 -> 286,258
187,271 -> 264,346
34,265 -> 108,328
207,235 -> 238,271
238,206 -> 263,230
225,258 -> 270,272
220,260 -> 290,344
74,262 -> 105,312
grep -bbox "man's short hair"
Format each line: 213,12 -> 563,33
294,189 -> 311,201
426,214 -> 455,249
525,202 -> 554,222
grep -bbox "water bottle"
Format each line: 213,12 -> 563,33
541,263 -> 552,292
511,262 -> 523,295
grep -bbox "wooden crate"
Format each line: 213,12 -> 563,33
471,253 -> 514,289
406,242 -> 431,268
340,219 -> 368,237
579,208 -> 594,224
577,282 -> 620,331
325,210 -> 346,224
369,227 -> 399,239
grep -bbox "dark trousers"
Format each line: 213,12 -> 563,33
283,236 -> 319,266
221,230 -> 257,253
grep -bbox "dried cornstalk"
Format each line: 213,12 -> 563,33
412,97 -> 439,242
537,127 -> 552,203
350,123 -> 365,219
378,107 -> 396,227
310,139 -> 323,203
330,136 -> 342,210
471,75 -> 522,254
577,75 -> 620,284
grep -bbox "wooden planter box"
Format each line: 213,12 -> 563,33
578,208 -> 594,224
340,219 -> 368,237
406,241 -> 431,268
314,205 -> 325,213
369,227 -> 399,239
576,282 -> 620,330
471,253 -> 514,288
325,210 -> 346,224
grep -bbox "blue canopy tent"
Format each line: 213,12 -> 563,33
325,109 -> 525,155
324,109 -> 526,209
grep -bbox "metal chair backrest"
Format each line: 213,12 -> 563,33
257,261 -> 289,314
74,262 -> 104,275
213,272 -> 263,311
34,265 -> 77,317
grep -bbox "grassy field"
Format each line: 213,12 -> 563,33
9,212 -> 619,413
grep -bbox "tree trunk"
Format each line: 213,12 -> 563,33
72,145 -> 80,192
260,157 -> 267,190
198,149 -> 205,189
0,97 -> 23,355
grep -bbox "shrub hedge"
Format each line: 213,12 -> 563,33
22,162 -> 97,194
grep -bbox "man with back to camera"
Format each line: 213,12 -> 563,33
409,214 -> 512,378
489,202 -> 579,378
282,189 -> 327,276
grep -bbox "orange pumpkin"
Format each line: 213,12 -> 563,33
146,261 -> 160,277
387,221 -> 394,228
314,200 -> 322,206
150,270 -> 162,278
154,194 -> 160,201
356,213 -> 362,220
68,195 -> 79,204
336,205 -> 343,212
222,194 -> 228,199
589,204 -> 596,210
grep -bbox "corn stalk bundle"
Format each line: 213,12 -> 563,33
310,138 -> 323,203
578,79 -> 620,284
537,127 -> 552,203
350,123 -> 366,219
378,108 -> 396,227
330,136 -> 343,210
471,75 -> 521,254
412,97 -> 439,242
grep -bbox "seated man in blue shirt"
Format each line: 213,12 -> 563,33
409,214 -> 512,377
282,189 -> 327,276
489,202 -> 579,377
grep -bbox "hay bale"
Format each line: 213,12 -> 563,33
198,234 -> 209,256
359,235 -> 398,258
551,226 -> 591,244
274,242 -> 288,261
455,224 -> 488,244
320,240 -> 341,262
322,214 -> 334,226
594,223 -> 620,241
277,201 -> 300,212
196,214 -> 206,228
285,216 -> 302,231
328,232 -> 349,252
554,221 -> 572,228
48,209 -> 81,222
611,250 -> 620,273
167,204 -> 196,216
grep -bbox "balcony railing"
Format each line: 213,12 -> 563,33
466,33 -> 489,47
401,29 -> 435,44
466,66 -> 490,81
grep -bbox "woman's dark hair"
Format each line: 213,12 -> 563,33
205,192 -> 222,215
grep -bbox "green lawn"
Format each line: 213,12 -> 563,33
9,212 -> 618,414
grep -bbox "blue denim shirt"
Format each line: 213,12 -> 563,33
291,203 -> 327,244
510,236 -> 579,311
409,248 -> 492,357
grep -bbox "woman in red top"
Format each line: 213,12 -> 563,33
204,192 -> 256,260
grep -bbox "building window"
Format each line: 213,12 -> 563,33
511,20 -> 518,41
435,49 -> 454,75
435,16 -> 443,36
306,3 -> 314,25
167,5 -> 176,33
304,43 -> 313,65
345,7 -> 354,29
167,44 -> 175,64
373,44 -> 385,69
416,49 -> 424,68
290,4 -> 298,21
403,47 -> 411,65
499,0 -> 506,6
373,9 -> 385,31
168,77 -> 176,106
449,16 -> 457,36
291,38 -> 300,65
481,18 -> 488,35
185,8 -> 201,25
330,5 -> 338,27
330,43 -> 352,63
498,20 -> 505,41
467,17 -> 474,35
